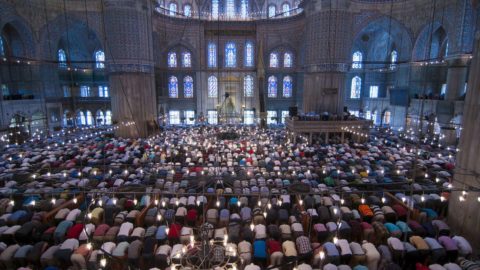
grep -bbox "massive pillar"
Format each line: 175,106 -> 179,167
103,0 -> 157,138
448,32 -> 480,252
445,56 -> 469,101
302,0 -> 351,116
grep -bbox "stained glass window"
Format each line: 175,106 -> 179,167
169,76 -> 179,98
95,50 -> 105,69
269,53 -> 278,68
98,86 -> 109,97
58,49 -> 67,68
244,75 -> 254,97
225,42 -> 236,67
350,76 -> 361,99
96,110 -> 105,125
182,52 -> 191,67
281,110 -> 289,123
208,43 -> 217,67
80,86 -> 90,97
184,76 -> 194,98
352,51 -> 362,69
284,52 -> 292,68
241,0 -> 249,18
369,85 -> 378,98
184,4 -> 192,17
268,5 -> 276,18
282,3 -> 290,16
268,76 -> 277,98
212,0 -> 219,19
283,76 -> 292,98
168,52 -> 177,67
245,42 -> 254,67
105,110 -> 112,125
77,111 -> 86,126
86,110 -> 94,125
208,76 -> 218,98
244,110 -> 255,125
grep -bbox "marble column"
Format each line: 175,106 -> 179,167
103,0 -> 157,138
448,32 -> 480,253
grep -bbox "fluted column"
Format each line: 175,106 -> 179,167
103,0 -> 157,138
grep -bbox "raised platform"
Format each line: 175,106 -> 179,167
285,117 -> 373,144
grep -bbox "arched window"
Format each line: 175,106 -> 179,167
282,3 -> 290,16
184,76 -> 194,98
269,52 -> 278,68
245,41 -> 254,67
95,50 -> 105,69
390,50 -> 398,69
283,76 -> 292,98
372,110 -> 378,125
63,110 -> 70,127
226,0 -> 235,18
169,2 -> 177,15
294,0 -> 300,8
212,0 -> 219,18
241,0 -> 249,18
168,52 -> 177,67
76,111 -> 86,126
105,110 -> 112,125
96,110 -> 105,126
244,75 -> 254,97
208,76 -> 218,98
225,42 -> 236,67
268,76 -> 277,98
86,110 -> 94,126
208,43 -> 217,67
352,51 -> 362,69
182,52 -> 191,67
0,37 -> 4,56
58,49 -> 67,68
284,52 -> 292,67
350,76 -> 361,99
268,5 -> 276,18
184,4 -> 192,17
168,76 -> 179,98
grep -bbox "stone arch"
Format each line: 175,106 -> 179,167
352,15 -> 413,63
412,21 -> 448,61
0,2 -> 36,57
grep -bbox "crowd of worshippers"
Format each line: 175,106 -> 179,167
0,125 -> 474,270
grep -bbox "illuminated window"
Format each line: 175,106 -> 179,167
282,3 -> 290,16
241,0 -> 249,18
244,110 -> 255,124
76,111 -> 86,126
282,76 -> 292,98
86,110 -> 94,125
383,111 -> 391,125
208,43 -> 217,67
98,86 -> 109,97
184,76 -> 194,98
244,75 -> 254,97
245,41 -> 254,67
268,5 -> 276,18
169,76 -> 179,98
185,110 -> 195,125
169,110 -> 181,125
281,110 -> 289,123
184,4 -> 192,17
208,110 -> 218,124
350,76 -> 361,99
352,51 -> 362,69
225,42 -> 236,67
169,2 -> 177,15
80,86 -> 91,97
182,52 -> 191,67
95,50 -> 105,69
168,52 -> 177,67
96,110 -> 105,125
226,0 -> 235,18
268,76 -> 277,98
390,50 -> 398,69
369,85 -> 378,98
267,110 -> 277,124
212,0 -> 219,18
208,76 -> 218,98
58,49 -> 67,68
269,53 -> 278,68
284,52 -> 292,67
